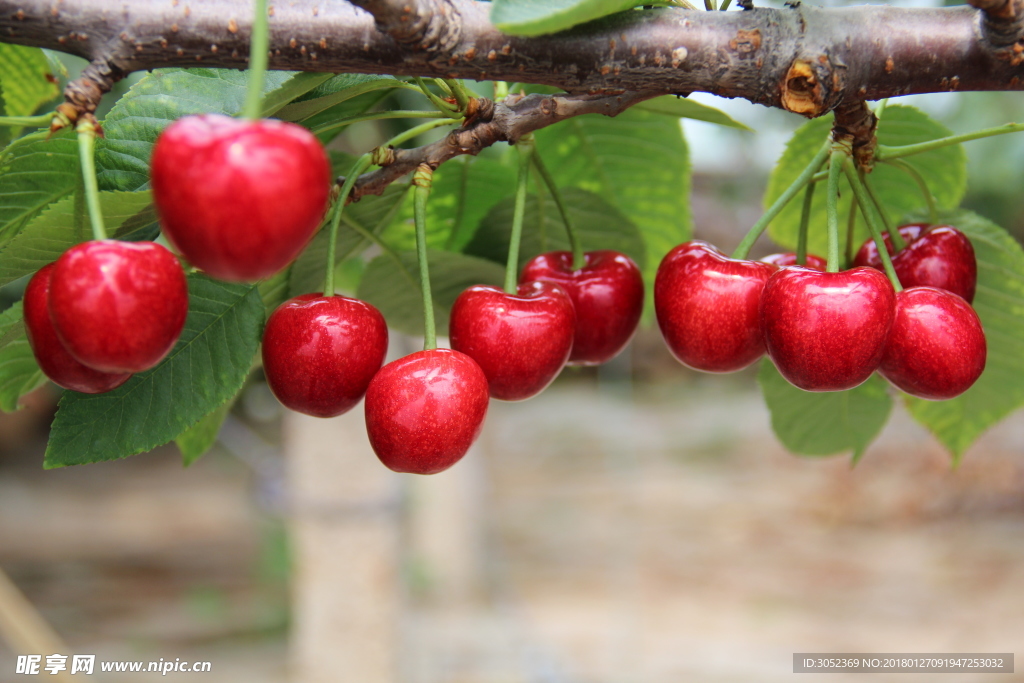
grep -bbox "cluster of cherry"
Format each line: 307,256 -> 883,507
267,249 -> 645,475
654,225 -> 986,399
25,110 -> 652,476
25,107 -> 985,476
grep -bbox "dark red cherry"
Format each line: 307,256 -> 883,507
49,240 -> 189,374
760,266 -> 896,391
262,294 -> 388,417
449,281 -> 575,401
853,224 -> 976,303
23,264 -> 132,394
364,349 -> 489,475
655,240 -> 777,373
151,114 -> 331,282
519,250 -> 643,366
879,287 -> 986,400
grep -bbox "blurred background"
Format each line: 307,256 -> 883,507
3,0 -> 1024,680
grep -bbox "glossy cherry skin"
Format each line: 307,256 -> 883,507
879,287 -> 986,400
24,264 -> 132,394
262,294 -> 388,417
449,281 -> 575,401
364,349 -> 489,475
853,224 -> 976,303
760,252 -> 827,270
49,240 -> 189,374
655,241 -> 777,373
760,266 -> 896,391
519,250 -> 644,366
151,114 -> 331,282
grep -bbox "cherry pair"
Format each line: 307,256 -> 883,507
262,295 -> 487,476
448,250 -> 644,401
25,241 -> 189,393
261,294 -> 479,476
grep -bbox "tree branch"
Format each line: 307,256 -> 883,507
346,89 -> 660,200
3,0 -> 1024,120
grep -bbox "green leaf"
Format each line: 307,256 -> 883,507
289,184 -> 411,297
299,90 -> 397,145
899,209 -> 1024,460
0,303 -> 46,413
0,44 -> 59,117
176,400 -> 233,466
357,250 -> 505,337
491,0 -> 637,36
633,96 -> 753,131
766,105 -> 967,258
464,187 -> 646,272
275,74 -> 402,122
0,301 -> 25,354
259,72 -> 335,117
97,69 -> 308,192
44,275 -> 264,468
0,83 -> 10,150
382,155 -> 517,253
0,191 -> 155,287
0,131 -> 79,249
758,358 -> 892,460
533,109 -> 691,291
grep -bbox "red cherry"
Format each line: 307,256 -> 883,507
879,287 -> 986,400
654,240 -> 777,373
853,224 -> 976,303
23,264 -> 132,394
449,281 -> 575,401
760,252 -> 828,270
519,250 -> 643,366
760,266 -> 896,391
852,223 -> 925,267
151,114 -> 331,282
48,240 -> 189,374
364,349 -> 489,475
262,294 -> 388,417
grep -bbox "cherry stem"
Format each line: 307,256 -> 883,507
842,158 -> 903,291
883,158 -> 939,224
796,181 -> 814,266
531,151 -> 583,270
444,79 -> 472,111
413,164 -> 437,350
242,0 -> 270,121
845,198 -> 859,266
859,168 -> 905,251
825,145 -> 844,273
375,117 -> 458,151
311,110 -> 449,136
732,140 -> 831,260
76,120 -> 107,241
414,77 -> 463,120
719,0 -> 733,10
875,121 -> 1024,161
505,135 -> 535,294
493,82 -> 510,101
0,113 -> 52,128
324,153 -> 373,296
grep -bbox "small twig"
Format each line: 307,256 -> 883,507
348,90 -> 660,201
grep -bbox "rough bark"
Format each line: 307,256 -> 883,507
3,0 -> 1024,113
3,0 -> 1024,187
